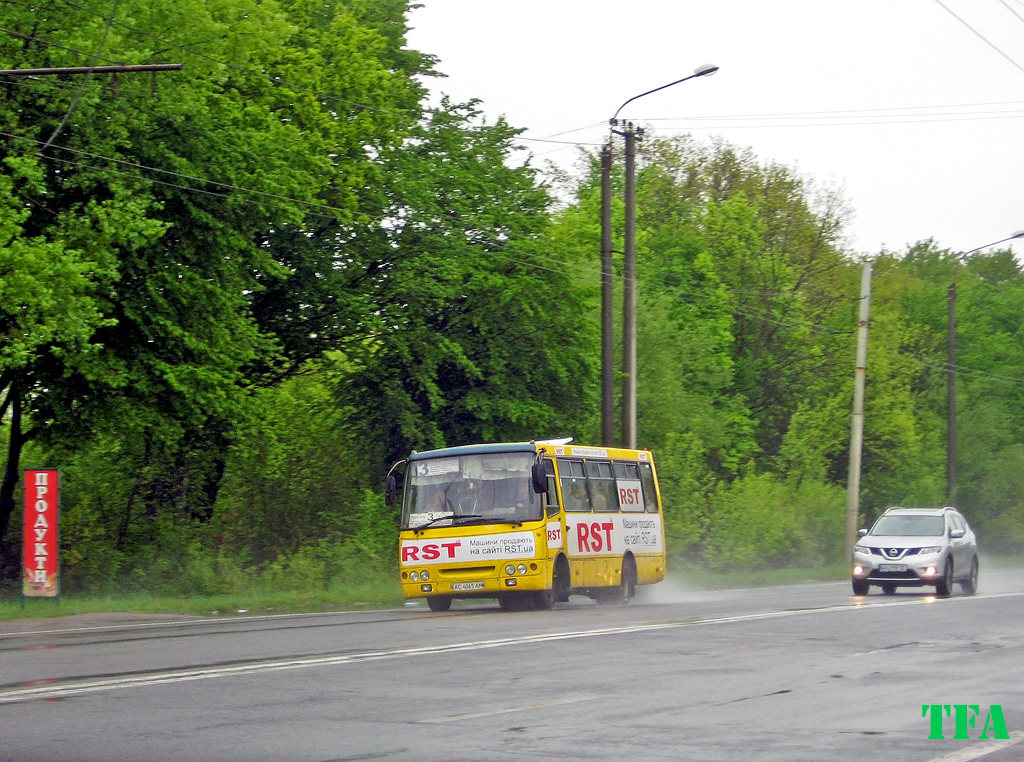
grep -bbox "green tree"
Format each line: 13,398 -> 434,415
0,0 -> 426,563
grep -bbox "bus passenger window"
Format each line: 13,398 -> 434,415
639,462 -> 659,513
586,461 -> 617,512
615,462 -> 645,512
559,460 -> 590,512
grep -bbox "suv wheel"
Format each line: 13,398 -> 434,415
960,556 -> 979,596
852,578 -> 869,596
935,559 -> 954,597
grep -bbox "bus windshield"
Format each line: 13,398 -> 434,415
402,452 -> 541,529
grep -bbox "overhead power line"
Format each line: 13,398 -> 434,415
39,0 -> 121,153
932,0 -> 1024,76
999,0 -> 1024,25
0,64 -> 183,76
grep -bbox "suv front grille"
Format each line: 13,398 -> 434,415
871,547 -> 923,559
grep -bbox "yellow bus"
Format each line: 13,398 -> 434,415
385,439 -> 666,611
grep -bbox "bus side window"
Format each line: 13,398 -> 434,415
544,459 -> 560,518
616,462 -> 645,512
586,461 -> 617,512
559,460 -> 590,512
639,462 -> 659,513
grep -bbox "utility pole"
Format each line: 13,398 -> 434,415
603,64 -> 718,450
845,259 -> 872,561
600,144 -> 615,447
620,124 -> 639,449
946,281 -> 957,506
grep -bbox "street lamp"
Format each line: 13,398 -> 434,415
946,230 -> 1024,505
600,64 -> 719,448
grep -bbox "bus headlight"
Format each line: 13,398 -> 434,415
517,564 -> 527,575
420,570 -> 430,581
410,571 -> 419,582
505,564 -> 516,575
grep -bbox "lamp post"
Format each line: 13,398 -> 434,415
946,230 -> 1024,505
600,64 -> 719,448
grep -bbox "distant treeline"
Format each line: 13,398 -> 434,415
2,0 -> 1022,595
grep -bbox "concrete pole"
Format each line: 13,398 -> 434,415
845,259 -> 872,560
621,126 -> 637,449
600,143 -> 615,447
947,282 -> 957,506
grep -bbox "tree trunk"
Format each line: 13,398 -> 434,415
0,385 -> 27,551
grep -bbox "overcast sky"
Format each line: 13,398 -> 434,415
405,0 -> 1024,259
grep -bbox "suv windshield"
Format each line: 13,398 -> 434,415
401,452 -> 541,529
871,514 -> 945,537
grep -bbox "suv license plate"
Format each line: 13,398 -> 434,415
878,564 -> 907,572
451,581 -> 485,591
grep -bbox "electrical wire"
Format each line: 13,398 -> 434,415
23,143 -> 1024,384
0,26 -> 122,64
2,130 -> 350,219
932,0 -> 1024,76
999,0 -> 1024,25
640,113 -> 1024,131
906,354 -> 1024,385
533,120 -> 606,139
39,0 -> 120,153
642,100 -> 1024,122
512,135 -> 602,147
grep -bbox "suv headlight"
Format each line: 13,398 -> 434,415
919,546 -> 942,555
853,544 -> 869,555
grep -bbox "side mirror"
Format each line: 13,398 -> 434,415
950,528 -> 966,539
531,462 -> 546,494
858,528 -> 868,537
385,475 -> 397,507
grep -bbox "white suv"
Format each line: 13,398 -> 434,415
851,506 -> 979,596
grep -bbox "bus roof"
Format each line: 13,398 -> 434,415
407,442 -> 654,462
408,442 -> 537,461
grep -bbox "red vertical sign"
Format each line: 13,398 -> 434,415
23,469 -> 59,598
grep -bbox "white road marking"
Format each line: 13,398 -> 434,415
0,609 -> 373,640
2,592 -> 1022,705
420,695 -> 597,723
923,730 -> 1024,762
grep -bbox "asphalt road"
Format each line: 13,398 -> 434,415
1,565 -> 1023,762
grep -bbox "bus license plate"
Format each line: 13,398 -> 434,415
451,581 -> 485,591
878,564 -> 906,572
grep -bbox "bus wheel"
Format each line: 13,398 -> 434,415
598,556 -> 636,606
426,595 -> 452,612
554,556 -> 571,602
534,557 -> 570,610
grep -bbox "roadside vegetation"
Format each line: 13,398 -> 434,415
2,1 -> 1023,613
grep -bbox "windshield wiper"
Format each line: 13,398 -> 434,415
450,516 -> 525,527
410,514 -> 483,532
